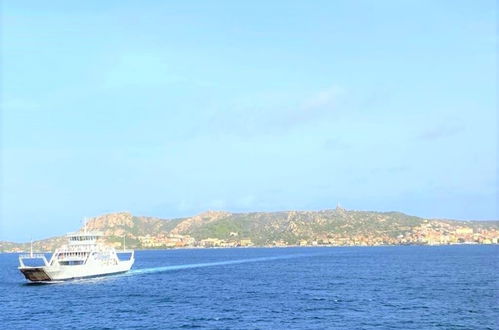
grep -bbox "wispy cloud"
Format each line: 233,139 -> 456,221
322,137 -> 349,151
101,51 -> 218,90
370,165 -> 409,174
1,99 -> 40,112
102,52 -> 175,89
282,85 -> 345,127
418,123 -> 465,141
302,85 -> 344,110
206,85 -> 346,137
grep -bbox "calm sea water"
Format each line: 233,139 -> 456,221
0,246 -> 497,329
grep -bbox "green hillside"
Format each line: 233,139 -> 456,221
1,208 -> 497,251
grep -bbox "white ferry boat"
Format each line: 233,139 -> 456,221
18,230 -> 135,282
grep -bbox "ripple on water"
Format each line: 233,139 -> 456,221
1,246 -> 498,329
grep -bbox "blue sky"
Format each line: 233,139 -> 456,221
1,0 -> 497,241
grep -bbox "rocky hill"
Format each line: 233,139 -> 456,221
82,208 -> 427,244
1,208 -> 498,252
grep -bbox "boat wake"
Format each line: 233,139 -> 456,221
125,252 -> 325,277
22,252 -> 328,285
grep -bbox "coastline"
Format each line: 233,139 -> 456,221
2,241 -> 497,254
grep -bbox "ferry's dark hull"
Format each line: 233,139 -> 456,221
19,267 -> 129,282
19,267 -> 52,282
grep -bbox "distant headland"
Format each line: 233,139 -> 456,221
1,207 -> 498,252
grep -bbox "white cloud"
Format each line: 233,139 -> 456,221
1,99 -> 40,112
102,52 -> 176,89
418,123 -> 465,141
236,194 -> 256,208
302,85 -> 345,110
206,84 -> 347,137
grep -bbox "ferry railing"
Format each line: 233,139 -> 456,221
19,253 -> 47,259
19,253 -> 49,268
117,249 -> 135,254
116,249 -> 135,262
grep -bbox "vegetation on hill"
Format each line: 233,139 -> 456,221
1,208 -> 497,251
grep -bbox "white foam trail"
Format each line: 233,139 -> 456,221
25,252 -> 329,285
124,252 -> 325,277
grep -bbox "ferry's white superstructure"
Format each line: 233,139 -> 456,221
18,231 -> 134,282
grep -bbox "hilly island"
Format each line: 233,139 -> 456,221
1,207 -> 498,252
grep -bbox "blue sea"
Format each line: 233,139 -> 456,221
1,246 -> 497,329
